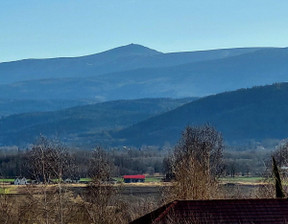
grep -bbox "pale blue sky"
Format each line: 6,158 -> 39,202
1,0 -> 288,62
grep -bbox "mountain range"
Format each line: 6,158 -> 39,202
0,44 -> 262,84
1,83 -> 288,147
1,44 -> 288,147
2,44 -> 288,110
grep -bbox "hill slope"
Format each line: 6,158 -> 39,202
0,44 -> 161,84
0,99 -> 100,117
113,83 -> 288,146
0,98 -> 194,146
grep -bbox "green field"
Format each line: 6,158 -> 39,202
221,177 -> 265,184
79,178 -> 91,182
114,176 -> 163,183
0,179 -> 14,183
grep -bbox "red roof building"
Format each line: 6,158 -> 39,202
123,175 -> 145,183
130,199 -> 288,224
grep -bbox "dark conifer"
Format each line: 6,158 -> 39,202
272,156 -> 285,198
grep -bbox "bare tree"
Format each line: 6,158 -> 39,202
272,139 -> 288,170
88,146 -> 113,183
80,146 -> 128,224
0,182 -> 15,224
25,136 -> 73,184
20,136 -> 76,224
164,125 -> 224,201
257,140 -> 288,198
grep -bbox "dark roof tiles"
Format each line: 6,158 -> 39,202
131,199 -> 288,224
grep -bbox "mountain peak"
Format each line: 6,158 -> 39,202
103,43 -> 163,56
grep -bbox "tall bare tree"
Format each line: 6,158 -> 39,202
25,136 -> 73,184
272,139 -> 288,171
20,136 -> 76,224
88,146 -> 113,183
80,146 -> 128,224
164,125 -> 224,201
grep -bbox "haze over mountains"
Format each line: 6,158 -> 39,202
1,44 -> 288,147
0,98 -> 194,147
1,83 -> 288,147
1,44 -> 287,105
0,44 -> 262,84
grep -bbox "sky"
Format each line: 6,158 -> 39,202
1,0 -> 288,62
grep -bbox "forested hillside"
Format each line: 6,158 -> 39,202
113,83 -> 288,146
0,98 -> 194,147
0,99 -> 98,117
1,44 -> 288,148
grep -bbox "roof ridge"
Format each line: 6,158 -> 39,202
152,200 -> 178,224
176,198 -> 288,202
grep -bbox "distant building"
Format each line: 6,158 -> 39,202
123,175 -> 145,183
64,178 -> 80,183
63,176 -> 81,184
130,199 -> 288,224
14,177 -> 28,185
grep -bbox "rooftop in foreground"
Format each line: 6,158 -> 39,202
131,198 -> 288,224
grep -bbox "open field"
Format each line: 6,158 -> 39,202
0,177 -> 274,223
114,176 -> 163,183
0,180 -> 263,199
220,177 -> 265,184
0,176 -> 267,195
0,179 -> 14,182
1,175 -> 276,207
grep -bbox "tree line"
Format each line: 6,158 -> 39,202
0,140 -> 166,180
1,125 -> 288,223
0,133 -> 285,180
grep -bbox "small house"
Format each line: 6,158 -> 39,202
123,175 -> 145,183
64,177 -> 80,183
14,177 -> 28,185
